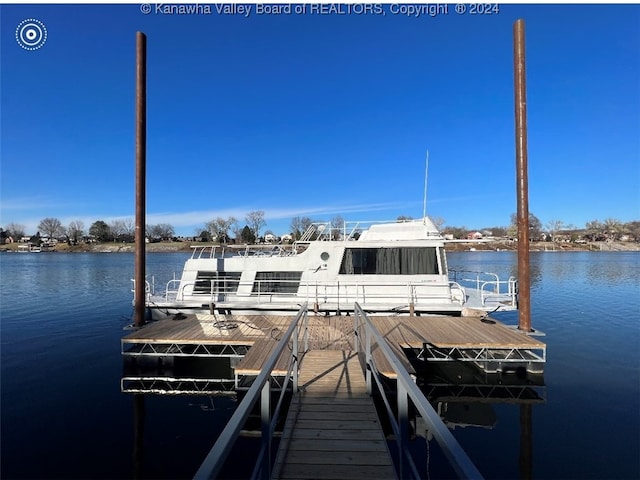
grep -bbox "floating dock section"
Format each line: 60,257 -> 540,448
121,313 -> 545,394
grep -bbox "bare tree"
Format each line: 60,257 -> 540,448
67,220 -> 85,244
5,223 -> 26,239
443,226 -> 468,240
228,216 -> 239,243
431,216 -> 446,230
510,212 -> 543,241
545,219 -> 565,244
585,220 -> 604,241
624,221 -> 640,241
246,210 -> 266,238
603,218 -> 623,241
330,215 -> 345,240
206,217 -> 235,244
123,218 -> 135,241
109,220 -> 127,241
396,215 -> 413,222
38,217 -> 64,239
290,216 -> 303,237
147,223 -> 174,241
290,216 -> 314,240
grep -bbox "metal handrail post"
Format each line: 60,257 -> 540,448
260,380 -> 271,479
303,309 -> 309,353
353,312 -> 359,354
293,322 -> 299,393
365,323 -> 372,395
398,381 -> 409,479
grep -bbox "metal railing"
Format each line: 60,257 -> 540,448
353,303 -> 483,479
163,279 -> 456,306
192,303 -> 482,479
480,276 -> 517,306
192,303 -> 309,480
449,269 -> 518,307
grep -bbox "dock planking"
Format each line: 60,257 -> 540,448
122,315 -> 546,378
123,312 -> 545,378
271,350 -> 397,480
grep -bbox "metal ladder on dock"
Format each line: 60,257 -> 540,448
271,349 -> 396,479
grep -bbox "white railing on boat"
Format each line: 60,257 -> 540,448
138,271 -> 516,311
161,279 -> 460,309
189,244 -> 298,259
188,218 -> 443,260
449,270 -> 518,308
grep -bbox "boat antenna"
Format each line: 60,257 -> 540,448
422,150 -> 429,224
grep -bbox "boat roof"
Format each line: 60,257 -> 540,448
357,218 -> 442,241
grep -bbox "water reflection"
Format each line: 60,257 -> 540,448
520,404 -> 532,480
133,395 -> 145,480
415,361 -> 543,479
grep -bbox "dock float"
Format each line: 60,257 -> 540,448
272,350 -> 396,479
122,312 -> 545,394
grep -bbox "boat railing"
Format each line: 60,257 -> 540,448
480,276 -> 518,307
190,244 -> 298,259
164,279 -> 181,301
353,303 -> 483,479
192,303 -> 309,480
294,220 -> 364,244
131,278 -> 155,302
166,278 -> 456,307
190,245 -> 220,259
449,269 -> 518,307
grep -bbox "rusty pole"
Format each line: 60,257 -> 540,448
513,19 -> 531,332
134,32 -> 147,328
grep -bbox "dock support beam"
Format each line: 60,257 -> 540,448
134,32 -> 147,328
513,19 -> 532,332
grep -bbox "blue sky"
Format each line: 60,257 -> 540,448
2,3 -> 639,237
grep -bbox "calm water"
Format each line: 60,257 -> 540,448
1,251 -> 638,479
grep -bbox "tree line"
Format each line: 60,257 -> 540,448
2,212 -> 638,246
0,218 -> 176,245
441,214 -> 639,242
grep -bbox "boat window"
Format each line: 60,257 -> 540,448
252,272 -> 302,294
339,247 -> 439,275
194,271 -> 241,294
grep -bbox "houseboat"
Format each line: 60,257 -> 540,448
140,217 -> 518,320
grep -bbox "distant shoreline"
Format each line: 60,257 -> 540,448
2,239 -> 639,253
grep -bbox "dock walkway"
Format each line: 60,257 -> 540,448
271,350 -> 397,480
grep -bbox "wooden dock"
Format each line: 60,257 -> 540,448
271,350 -> 397,480
123,312 -> 546,474
122,313 -> 546,379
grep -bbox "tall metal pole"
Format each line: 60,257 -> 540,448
134,32 -> 147,328
513,19 -> 532,332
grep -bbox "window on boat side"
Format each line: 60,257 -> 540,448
252,272 -> 303,294
194,271 -> 242,294
339,247 -> 440,275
